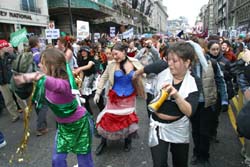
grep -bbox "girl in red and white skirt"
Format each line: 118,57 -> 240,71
93,42 -> 145,155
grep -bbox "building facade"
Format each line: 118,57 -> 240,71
48,0 -> 151,37
232,0 -> 250,33
148,0 -> 168,34
0,0 -> 49,40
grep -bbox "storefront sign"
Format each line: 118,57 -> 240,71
0,10 -> 32,20
45,29 -> 60,39
10,28 -> 28,47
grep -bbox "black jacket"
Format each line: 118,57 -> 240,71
0,52 -> 16,85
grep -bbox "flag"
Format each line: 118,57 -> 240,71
10,28 -> 28,47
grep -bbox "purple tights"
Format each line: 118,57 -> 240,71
52,132 -> 94,167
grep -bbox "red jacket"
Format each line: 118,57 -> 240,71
223,50 -> 237,62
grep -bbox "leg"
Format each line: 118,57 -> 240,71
77,153 -> 94,167
0,84 -> 19,120
36,104 -> 48,136
96,95 -> 105,112
244,139 -> 250,165
52,133 -> 68,167
190,103 -> 202,158
199,106 -> 214,162
150,139 -> 169,167
36,105 -> 48,130
95,137 -> 107,155
124,136 -> 132,152
170,143 -> 189,167
82,95 -> 93,115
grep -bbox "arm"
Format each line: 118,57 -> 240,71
74,61 -> 95,74
134,48 -> 145,60
237,73 -> 250,100
95,65 -> 109,95
214,62 -> 228,105
148,46 -> 160,62
133,60 -> 168,80
45,76 -> 71,93
65,49 -> 73,62
162,83 -> 195,117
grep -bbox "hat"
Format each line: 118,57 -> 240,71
238,34 -> 246,39
0,40 -> 9,49
79,46 -> 90,53
236,101 -> 250,139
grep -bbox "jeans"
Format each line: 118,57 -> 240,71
0,131 -> 4,143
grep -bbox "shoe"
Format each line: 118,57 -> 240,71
200,160 -> 211,167
36,128 -> 48,136
210,136 -> 219,143
190,155 -> 200,165
124,138 -> 132,152
0,140 -> 7,149
95,139 -> 107,155
12,116 -> 20,123
17,109 -> 23,113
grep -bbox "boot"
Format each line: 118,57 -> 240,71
124,138 -> 132,152
95,138 -> 107,155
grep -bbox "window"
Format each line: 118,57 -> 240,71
22,0 -> 36,12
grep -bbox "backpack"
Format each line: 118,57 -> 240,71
10,52 -> 36,99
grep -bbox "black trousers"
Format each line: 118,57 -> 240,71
190,102 -> 214,160
150,138 -> 189,167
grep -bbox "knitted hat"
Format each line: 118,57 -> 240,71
0,40 -> 9,49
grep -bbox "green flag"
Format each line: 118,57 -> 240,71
10,28 -> 28,47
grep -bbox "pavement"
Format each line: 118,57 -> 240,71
0,96 -> 247,167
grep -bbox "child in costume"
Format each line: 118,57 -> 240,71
13,48 -> 93,167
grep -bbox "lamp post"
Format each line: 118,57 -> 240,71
68,0 -> 74,35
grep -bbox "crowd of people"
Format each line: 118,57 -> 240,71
0,32 -> 250,167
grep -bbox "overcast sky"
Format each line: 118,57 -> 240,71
163,0 -> 209,26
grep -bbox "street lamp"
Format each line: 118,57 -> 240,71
68,0 -> 74,35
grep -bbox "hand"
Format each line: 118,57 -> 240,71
93,93 -> 100,104
161,83 -> 178,98
13,72 -> 43,85
244,89 -> 250,101
221,104 -> 229,112
242,50 -> 250,63
74,68 -> 81,75
132,69 -> 143,80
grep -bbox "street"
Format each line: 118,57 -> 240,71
0,97 -> 247,167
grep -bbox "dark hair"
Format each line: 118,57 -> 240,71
168,42 -> 195,65
112,42 -> 128,74
28,36 -> 39,50
111,42 -> 128,53
222,40 -> 231,47
207,40 -> 220,49
40,48 -> 68,79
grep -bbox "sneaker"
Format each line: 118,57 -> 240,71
190,155 -> 200,165
12,116 -> 20,123
0,140 -> 7,149
36,128 -> 48,136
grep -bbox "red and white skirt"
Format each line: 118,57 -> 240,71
96,90 -> 139,140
